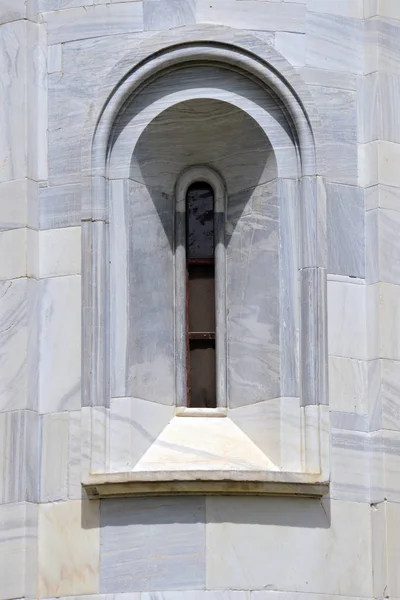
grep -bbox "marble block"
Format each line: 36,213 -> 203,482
329,356 -> 368,415
330,428 -> 371,502
379,141 -> 400,187
43,3 -> 144,45
143,0 -> 195,30
206,497 -> 372,596
195,0 -> 306,33
38,500 -> 100,598
39,227 -> 81,278
381,360 -> 400,431
307,0 -> 364,18
40,412 -> 69,502
0,410 -> 39,504
227,184 -> 280,408
100,497 -> 205,592
327,279 -> 367,360
380,209 -> 400,284
0,178 -> 38,232
110,181 -> 175,403
0,278 -> 30,412
0,502 -> 37,600
39,183 -> 81,229
109,397 -> 175,471
131,415 -> 278,473
380,283 -> 400,360
39,275 -> 81,413
274,32 -> 306,67
310,86 -> 357,184
47,44 -> 62,74
0,21 -> 27,183
385,501 -> 400,597
327,183 -> 365,278
306,12 -> 364,74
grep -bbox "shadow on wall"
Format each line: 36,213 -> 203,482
81,495 -> 331,529
130,97 -> 278,250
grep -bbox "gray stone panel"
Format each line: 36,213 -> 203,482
227,182 -> 280,408
310,85 -> 357,185
110,181 -> 175,404
39,183 -> 81,229
144,0 -> 195,30
0,410 -> 39,504
327,183 -> 365,278
380,17 -> 400,75
129,92 -> 278,196
306,12 -> 364,74
43,3 -> 144,45
100,497 -> 205,592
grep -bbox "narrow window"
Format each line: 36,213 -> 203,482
186,182 -> 216,408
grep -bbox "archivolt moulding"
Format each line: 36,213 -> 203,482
81,26 -> 329,498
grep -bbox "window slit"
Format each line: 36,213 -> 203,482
186,182 -> 216,408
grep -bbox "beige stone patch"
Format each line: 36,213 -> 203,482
38,499 -> 99,597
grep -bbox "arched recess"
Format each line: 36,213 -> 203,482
81,26 -> 329,498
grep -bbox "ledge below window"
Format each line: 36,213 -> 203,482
82,411 -> 329,499
83,470 -> 328,498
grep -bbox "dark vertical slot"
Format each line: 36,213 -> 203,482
186,182 -> 216,408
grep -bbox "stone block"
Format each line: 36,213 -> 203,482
275,32 -> 305,67
109,397 -> 175,470
307,0 -> 364,18
329,356 -> 368,415
0,279 -> 37,412
47,44 -> 62,74
0,179 -> 38,232
39,275 -> 81,413
327,183 -> 365,278
330,428 -> 371,502
206,497 -> 372,596
43,3 -> 144,45
39,183 -> 81,229
0,410 -> 39,504
380,283 -> 400,360
143,0 -> 195,30
196,0 -> 306,32
0,22 -> 27,183
379,208 -> 400,284
381,359 -> 400,431
306,12 -> 363,74
100,497 -> 205,592
38,500 -> 100,598
310,86 -> 357,184
0,502 -> 37,600
327,279 -> 367,360
39,227 -> 81,278
40,412 -> 69,502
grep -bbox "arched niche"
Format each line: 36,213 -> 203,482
81,27 -> 329,498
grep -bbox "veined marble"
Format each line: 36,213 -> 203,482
1,3 -> 400,600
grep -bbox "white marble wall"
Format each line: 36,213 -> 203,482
1,0 -> 400,599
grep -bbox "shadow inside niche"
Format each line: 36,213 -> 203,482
129,97 -> 278,251
80,495 -> 331,529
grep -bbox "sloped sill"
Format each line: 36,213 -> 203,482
83,470 -> 329,498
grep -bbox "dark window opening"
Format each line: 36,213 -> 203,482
186,182 -> 216,408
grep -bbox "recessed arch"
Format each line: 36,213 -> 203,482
81,27 -> 329,492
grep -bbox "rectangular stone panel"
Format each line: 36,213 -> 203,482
100,497 -> 205,592
110,181 -> 174,404
227,183 -> 280,408
327,183 -> 365,278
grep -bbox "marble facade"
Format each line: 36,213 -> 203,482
1,0 -> 400,598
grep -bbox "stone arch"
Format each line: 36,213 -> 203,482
81,26 -> 329,491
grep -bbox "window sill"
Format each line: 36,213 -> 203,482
82,412 -> 329,499
83,469 -> 328,498
175,406 -> 227,417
